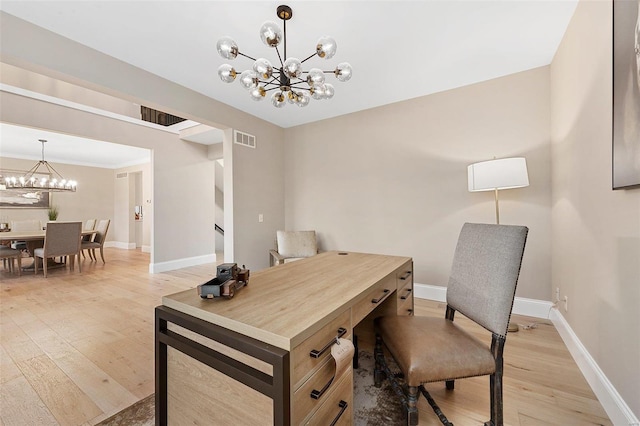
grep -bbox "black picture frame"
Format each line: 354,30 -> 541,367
612,0 -> 640,189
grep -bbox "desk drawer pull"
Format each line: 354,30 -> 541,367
399,270 -> 412,280
371,289 -> 390,304
310,327 -> 347,358
310,376 -> 334,400
329,400 -> 348,426
400,288 -> 412,300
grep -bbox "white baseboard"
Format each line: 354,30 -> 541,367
550,309 -> 639,426
414,283 -> 554,318
105,241 -> 136,250
414,283 -> 638,425
149,253 -> 216,274
141,245 -> 151,253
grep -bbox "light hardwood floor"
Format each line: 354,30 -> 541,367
1,248 -> 611,425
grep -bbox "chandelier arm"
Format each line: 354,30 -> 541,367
283,14 -> 287,62
300,52 -> 318,64
41,161 -> 66,181
275,47 -> 285,68
237,51 -> 257,61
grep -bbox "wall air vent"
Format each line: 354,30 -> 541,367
116,173 -> 128,179
234,130 -> 256,149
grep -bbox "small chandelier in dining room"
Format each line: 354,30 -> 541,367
216,4 -> 352,108
2,139 -> 77,192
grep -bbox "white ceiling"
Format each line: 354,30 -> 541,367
0,0 -> 578,130
0,123 -> 151,169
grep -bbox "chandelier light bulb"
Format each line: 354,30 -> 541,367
297,92 -> 310,107
306,68 -> 325,87
334,62 -> 353,82
271,91 -> 286,108
253,58 -> 274,79
218,64 -> 237,83
217,36 -> 238,60
283,57 -> 302,79
316,36 -> 337,59
311,84 -> 326,100
324,83 -> 335,99
249,86 -> 266,101
260,21 -> 282,47
239,70 -> 259,90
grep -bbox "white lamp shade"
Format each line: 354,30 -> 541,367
468,157 -> 529,192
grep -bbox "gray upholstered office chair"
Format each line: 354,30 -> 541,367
374,223 -> 528,426
269,230 -> 318,266
0,246 -> 22,276
81,219 -> 110,263
34,221 -> 83,278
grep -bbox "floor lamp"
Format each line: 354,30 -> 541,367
467,157 -> 529,332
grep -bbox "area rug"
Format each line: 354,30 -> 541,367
96,351 -> 403,425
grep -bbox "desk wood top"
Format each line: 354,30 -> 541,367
162,251 -> 411,350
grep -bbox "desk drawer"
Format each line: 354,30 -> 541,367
292,309 -> 351,389
352,274 -> 395,326
304,369 -> 352,426
294,355 -> 351,425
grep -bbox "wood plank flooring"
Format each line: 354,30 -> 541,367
0,248 -> 611,425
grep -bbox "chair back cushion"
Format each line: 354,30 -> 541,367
84,219 -> 97,230
43,221 -> 82,257
276,230 -> 317,258
446,223 -> 528,337
10,219 -> 42,232
93,219 -> 111,244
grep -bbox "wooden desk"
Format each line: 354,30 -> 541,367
156,251 -> 413,425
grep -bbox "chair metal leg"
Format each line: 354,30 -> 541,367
445,380 -> 455,390
486,334 -> 506,426
407,386 -> 419,426
374,334 -> 385,387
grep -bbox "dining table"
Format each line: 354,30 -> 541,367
0,228 -> 98,271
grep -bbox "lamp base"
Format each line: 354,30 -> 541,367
508,322 -> 519,333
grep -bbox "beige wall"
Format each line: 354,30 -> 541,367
0,12 -> 285,271
0,157 -> 115,239
284,67 -> 552,300
550,0 -> 640,417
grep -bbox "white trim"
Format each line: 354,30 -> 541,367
141,245 -> 151,253
0,83 -> 180,134
414,283 -> 554,319
149,253 -> 216,274
414,283 -> 639,425
550,309 -> 639,426
105,241 -> 136,250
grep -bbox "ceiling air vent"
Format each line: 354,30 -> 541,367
234,130 -> 256,149
140,106 -> 186,127
116,172 -> 128,179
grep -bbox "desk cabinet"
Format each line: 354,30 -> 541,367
156,251 -> 413,425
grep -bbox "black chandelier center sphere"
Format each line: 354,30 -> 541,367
216,4 -> 352,108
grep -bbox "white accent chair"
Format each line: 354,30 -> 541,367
34,221 -> 82,278
269,230 -> 318,266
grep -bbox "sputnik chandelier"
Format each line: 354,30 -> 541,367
2,139 -> 77,193
216,4 -> 352,108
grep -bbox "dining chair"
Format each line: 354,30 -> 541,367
9,219 -> 42,251
33,221 -> 82,278
81,219 -> 97,258
373,223 -> 528,426
0,246 -> 22,276
81,219 -> 110,263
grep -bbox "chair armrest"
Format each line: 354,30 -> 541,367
269,249 -> 285,266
